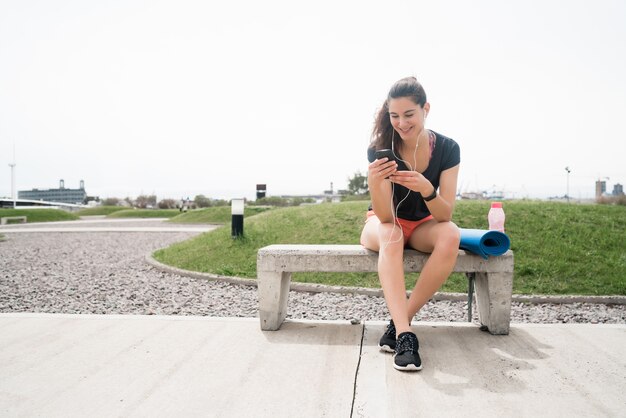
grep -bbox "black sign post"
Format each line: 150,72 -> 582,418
231,198 -> 244,238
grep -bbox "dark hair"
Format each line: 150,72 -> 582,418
371,77 -> 427,152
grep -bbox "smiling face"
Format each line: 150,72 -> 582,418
388,97 -> 430,141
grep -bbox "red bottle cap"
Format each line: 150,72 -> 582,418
491,202 -> 503,208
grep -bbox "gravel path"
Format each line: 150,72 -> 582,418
1,230 -> 625,324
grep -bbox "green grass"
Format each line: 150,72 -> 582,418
76,206 -> 128,216
106,209 -> 180,218
153,200 -> 626,295
168,206 -> 275,224
154,202 -> 368,277
0,208 -> 79,223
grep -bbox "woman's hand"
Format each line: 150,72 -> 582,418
388,170 -> 433,195
368,158 -> 398,185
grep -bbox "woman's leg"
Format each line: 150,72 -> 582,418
361,218 -> 411,336
405,220 -> 460,318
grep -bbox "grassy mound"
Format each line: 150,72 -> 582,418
168,206 -> 275,224
106,209 -> 180,218
76,206 -> 128,216
153,200 -> 626,295
0,208 -> 79,223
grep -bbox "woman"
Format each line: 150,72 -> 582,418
360,76 -> 461,371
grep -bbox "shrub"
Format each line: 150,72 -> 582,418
597,195 -> 626,206
158,199 -> 178,209
194,194 -> 212,208
102,197 -> 120,206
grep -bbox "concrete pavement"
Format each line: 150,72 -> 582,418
1,313 -> 624,417
0,218 -> 216,233
0,227 -> 214,233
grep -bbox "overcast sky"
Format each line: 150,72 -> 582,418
1,0 -> 625,201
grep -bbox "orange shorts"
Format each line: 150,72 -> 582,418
365,210 -> 434,244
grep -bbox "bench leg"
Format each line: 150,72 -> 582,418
258,271 -> 292,331
474,271 -> 513,335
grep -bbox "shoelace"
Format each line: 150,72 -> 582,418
385,321 -> 396,337
396,334 -> 417,354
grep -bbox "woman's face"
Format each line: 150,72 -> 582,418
388,97 -> 429,141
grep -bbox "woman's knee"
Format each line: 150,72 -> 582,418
435,222 -> 460,253
377,222 -> 405,254
361,220 -> 406,254
360,222 -> 379,250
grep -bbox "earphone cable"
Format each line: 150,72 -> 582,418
380,128 -> 421,254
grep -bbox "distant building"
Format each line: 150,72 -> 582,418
613,183 -> 624,196
18,179 -> 87,204
595,180 -> 606,199
460,191 -> 486,200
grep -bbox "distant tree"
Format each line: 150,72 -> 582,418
102,197 -> 120,206
251,196 -> 316,206
194,194 -> 212,208
289,197 -> 316,206
158,199 -> 177,209
83,196 -> 100,205
135,195 -> 148,208
136,194 -> 157,209
212,199 -> 229,207
347,171 -> 368,195
254,196 -> 289,207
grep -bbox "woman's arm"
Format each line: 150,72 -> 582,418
423,164 -> 459,222
388,163 -> 459,222
367,157 -> 397,223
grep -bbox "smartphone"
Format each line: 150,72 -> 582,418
375,149 -> 398,162
375,149 -> 399,179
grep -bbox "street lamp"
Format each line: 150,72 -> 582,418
565,166 -> 571,203
9,144 -> 16,209
231,198 -> 245,238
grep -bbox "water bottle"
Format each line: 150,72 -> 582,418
488,202 -> 505,232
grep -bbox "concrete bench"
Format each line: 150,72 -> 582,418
257,245 -> 514,335
1,216 -> 27,225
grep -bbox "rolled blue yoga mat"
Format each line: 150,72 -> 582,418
459,228 -> 511,259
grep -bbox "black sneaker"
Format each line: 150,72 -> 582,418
393,332 -> 422,371
378,319 -> 396,353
